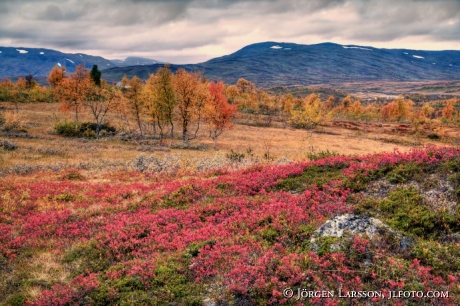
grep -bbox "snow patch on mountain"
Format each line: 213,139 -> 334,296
343,46 -> 372,51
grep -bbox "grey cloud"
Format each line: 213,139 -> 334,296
1,0 -> 460,63
37,3 -> 90,21
39,4 -> 64,20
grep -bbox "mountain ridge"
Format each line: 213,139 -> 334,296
0,47 -> 163,79
1,42 -> 460,87
102,41 -> 460,86
0,47 -> 116,78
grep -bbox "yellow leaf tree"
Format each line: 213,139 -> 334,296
290,94 -> 324,153
144,65 -> 177,143
173,69 -> 206,142
121,75 -> 145,137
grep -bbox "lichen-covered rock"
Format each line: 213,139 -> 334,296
310,214 -> 413,254
313,213 -> 387,239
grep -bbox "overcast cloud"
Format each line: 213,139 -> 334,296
1,0 -> 460,63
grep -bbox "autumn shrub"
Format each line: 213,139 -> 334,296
54,121 -> 116,138
226,149 -> 245,162
0,112 -> 25,132
3,146 -> 460,305
60,170 -> 85,181
412,240 -> 460,277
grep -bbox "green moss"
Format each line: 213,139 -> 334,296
343,165 -> 394,191
4,293 -> 27,306
387,162 -> 424,184
90,257 -> 204,305
441,159 -> 460,172
379,187 -> 456,238
274,164 -> 345,192
160,184 -> 203,209
353,197 -> 379,217
63,241 -> 112,276
259,227 -> 279,244
315,236 -> 342,256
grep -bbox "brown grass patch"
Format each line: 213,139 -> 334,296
1,101 -> 453,176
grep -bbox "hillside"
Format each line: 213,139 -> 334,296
0,48 -> 166,80
2,42 -> 460,87
102,42 -> 460,87
0,47 -> 116,78
0,146 -> 459,305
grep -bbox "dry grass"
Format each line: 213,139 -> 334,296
0,101 -> 451,176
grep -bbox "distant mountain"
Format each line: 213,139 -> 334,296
111,56 -> 163,67
102,42 -> 460,87
0,47 -> 116,79
2,42 -> 460,87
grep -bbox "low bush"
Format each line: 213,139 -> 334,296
0,139 -> 18,150
307,149 -> 343,161
54,121 -> 116,138
226,149 -> 245,162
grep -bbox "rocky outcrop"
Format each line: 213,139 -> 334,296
310,214 -> 413,253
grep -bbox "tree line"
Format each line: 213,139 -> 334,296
48,64 -> 237,148
1,65 -> 460,145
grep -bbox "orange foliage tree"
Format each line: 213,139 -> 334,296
12,77 -> 28,112
54,65 -> 91,122
47,66 -> 66,87
204,81 -> 238,149
380,97 -> 413,122
442,98 -> 457,121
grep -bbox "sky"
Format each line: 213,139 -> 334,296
1,0 -> 460,64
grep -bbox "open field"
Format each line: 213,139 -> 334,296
1,101 -> 454,177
